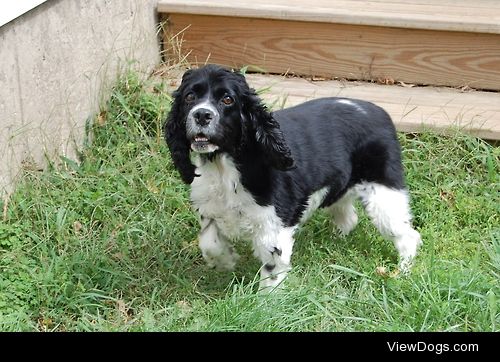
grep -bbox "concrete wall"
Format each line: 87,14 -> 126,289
0,0 -> 161,195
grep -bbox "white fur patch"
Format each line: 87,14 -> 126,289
355,182 -> 412,237
187,100 -> 219,121
336,98 -> 367,114
254,226 -> 296,291
354,182 -> 422,272
191,154 -> 284,243
328,190 -> 359,236
198,219 -> 240,271
300,187 -> 330,223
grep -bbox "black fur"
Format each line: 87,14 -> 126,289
164,65 -> 405,227
164,71 -> 197,184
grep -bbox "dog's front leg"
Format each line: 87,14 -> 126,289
198,217 -> 240,271
253,227 -> 296,292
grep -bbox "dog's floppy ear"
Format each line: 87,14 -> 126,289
242,89 -> 295,170
232,70 -> 294,170
164,87 -> 197,184
253,105 -> 295,170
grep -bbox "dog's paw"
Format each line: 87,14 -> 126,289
335,212 -> 359,237
331,207 -> 358,237
203,246 -> 240,272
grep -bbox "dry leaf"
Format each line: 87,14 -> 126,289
73,221 -> 82,233
389,269 -> 400,278
112,252 -> 125,260
459,85 -> 474,92
97,111 -> 107,126
439,190 -> 455,205
176,300 -> 193,316
146,180 -> 159,194
38,317 -> 54,331
398,81 -> 416,88
376,266 -> 400,278
176,300 -> 191,310
111,224 -> 123,238
377,77 -> 395,85
376,266 -> 388,276
116,299 -> 133,321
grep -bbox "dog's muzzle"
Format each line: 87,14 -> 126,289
187,102 -> 220,154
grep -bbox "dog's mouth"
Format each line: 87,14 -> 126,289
191,135 -> 219,153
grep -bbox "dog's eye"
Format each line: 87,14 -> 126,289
185,93 -> 196,103
222,95 -> 234,105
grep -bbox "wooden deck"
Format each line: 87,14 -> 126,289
159,64 -> 500,140
245,74 -> 500,140
159,0 -> 500,33
159,0 -> 500,91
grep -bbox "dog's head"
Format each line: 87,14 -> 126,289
164,65 -> 294,184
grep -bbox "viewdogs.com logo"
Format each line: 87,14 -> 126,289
387,341 -> 479,354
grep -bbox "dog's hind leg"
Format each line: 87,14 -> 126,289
198,217 -> 240,271
356,182 -> 422,273
253,227 -> 296,292
327,190 -> 359,236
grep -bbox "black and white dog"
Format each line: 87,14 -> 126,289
165,65 -> 422,290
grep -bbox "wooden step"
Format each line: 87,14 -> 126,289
159,0 -> 500,91
245,74 -> 500,140
159,0 -> 500,34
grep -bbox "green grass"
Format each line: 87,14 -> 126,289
0,70 -> 498,331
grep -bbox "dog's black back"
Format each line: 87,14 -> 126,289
238,97 -> 405,226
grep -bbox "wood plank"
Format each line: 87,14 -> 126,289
244,73 -> 500,140
158,0 -> 500,34
165,14 -> 500,91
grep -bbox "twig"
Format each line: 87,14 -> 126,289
3,192 -> 11,222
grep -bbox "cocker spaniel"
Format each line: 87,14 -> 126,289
164,65 -> 422,290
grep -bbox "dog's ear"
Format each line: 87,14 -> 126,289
253,105 -> 295,170
242,89 -> 295,170
164,88 -> 197,184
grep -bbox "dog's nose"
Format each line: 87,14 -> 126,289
193,108 -> 215,127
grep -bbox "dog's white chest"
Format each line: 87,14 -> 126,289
190,155 -> 278,240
